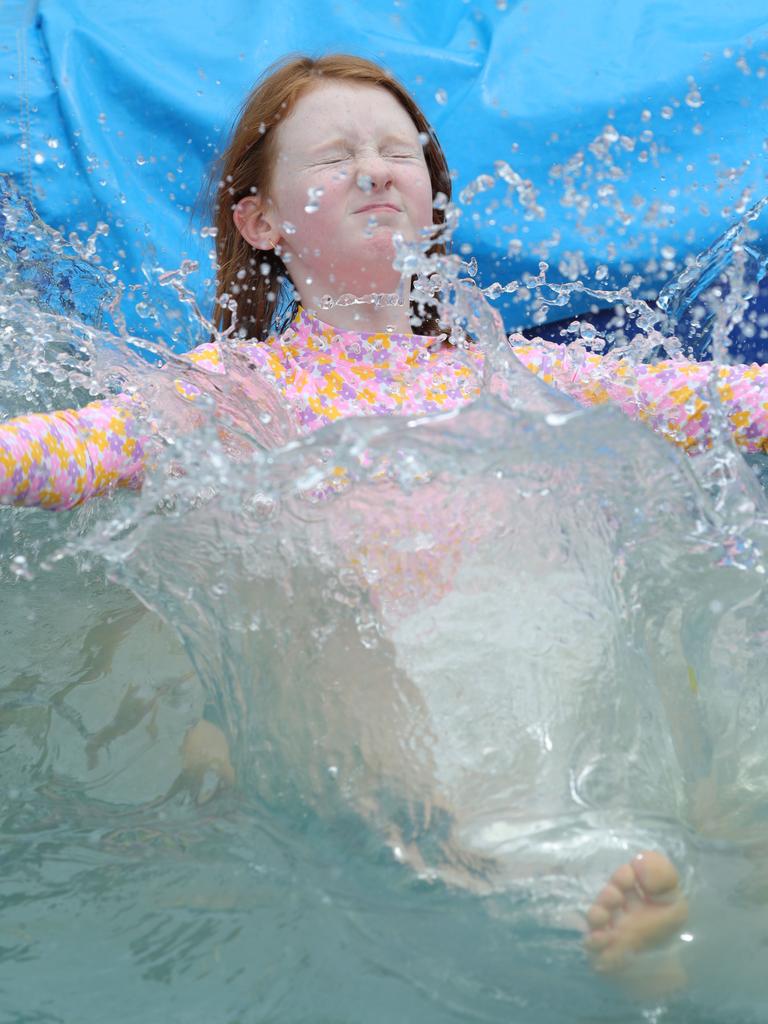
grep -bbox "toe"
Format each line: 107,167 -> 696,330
596,882 -> 626,912
593,944 -> 628,974
584,928 -> 612,953
632,851 -> 680,901
586,903 -> 612,929
610,862 -> 638,894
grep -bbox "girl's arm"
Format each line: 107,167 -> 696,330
0,396 -> 149,510
0,338 -> 228,511
511,338 -> 768,454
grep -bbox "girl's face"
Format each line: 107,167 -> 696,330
239,80 -> 435,301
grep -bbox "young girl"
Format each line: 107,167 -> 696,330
2,53 -> 767,985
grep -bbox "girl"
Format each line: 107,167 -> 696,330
2,53 -> 767,985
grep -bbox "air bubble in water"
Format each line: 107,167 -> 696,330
10,555 -> 32,580
435,88 -> 448,105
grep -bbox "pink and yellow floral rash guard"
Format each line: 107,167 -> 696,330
1,306 -> 767,510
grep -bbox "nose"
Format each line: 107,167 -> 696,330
355,152 -> 393,193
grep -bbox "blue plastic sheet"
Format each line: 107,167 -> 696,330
1,0 -> 767,345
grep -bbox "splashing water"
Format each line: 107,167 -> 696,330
3,173 -> 768,1023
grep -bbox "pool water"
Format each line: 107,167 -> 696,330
2,184 -> 768,1024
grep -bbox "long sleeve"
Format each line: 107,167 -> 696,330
0,338 -> 228,512
0,396 -> 148,510
511,339 -> 768,454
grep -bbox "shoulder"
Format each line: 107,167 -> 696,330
183,340 -> 225,373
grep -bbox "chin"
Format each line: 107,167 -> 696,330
364,232 -> 407,274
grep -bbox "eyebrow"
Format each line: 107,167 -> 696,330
307,137 -> 352,156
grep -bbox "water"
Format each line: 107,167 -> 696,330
3,187 -> 768,1022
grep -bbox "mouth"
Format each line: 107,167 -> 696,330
354,203 -> 402,215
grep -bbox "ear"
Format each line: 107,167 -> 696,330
233,195 -> 279,250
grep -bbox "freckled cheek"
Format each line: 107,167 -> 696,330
401,169 -> 436,229
272,176 -> 341,252
293,190 -> 350,254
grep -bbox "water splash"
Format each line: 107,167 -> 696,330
4,163 -> 768,1023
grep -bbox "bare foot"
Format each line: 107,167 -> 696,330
177,720 -> 235,803
585,851 -> 689,990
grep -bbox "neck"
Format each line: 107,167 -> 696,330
289,261 -> 415,334
302,295 -> 413,335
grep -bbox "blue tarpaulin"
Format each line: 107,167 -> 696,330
1,0 -> 767,346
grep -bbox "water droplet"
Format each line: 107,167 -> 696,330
356,174 -> 373,193
200,225 -> 217,238
281,220 -> 296,234
46,137 -> 59,149
435,88 -> 448,105
459,173 -> 495,205
660,106 -> 674,120
661,245 -> 676,260
259,411 -> 272,424
685,88 -> 703,109
97,111 -> 107,125
595,264 -> 608,281
33,152 -> 44,165
259,262 -> 270,276
641,109 -> 652,122
136,154 -> 147,166
417,131 -> 429,147
304,185 -> 324,213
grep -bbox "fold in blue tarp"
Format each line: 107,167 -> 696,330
1,0 -> 767,345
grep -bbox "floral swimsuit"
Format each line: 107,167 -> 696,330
1,306 -> 767,510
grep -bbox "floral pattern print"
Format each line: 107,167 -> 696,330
2,306 -> 767,510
